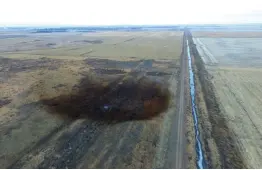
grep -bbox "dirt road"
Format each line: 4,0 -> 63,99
164,32 -> 187,168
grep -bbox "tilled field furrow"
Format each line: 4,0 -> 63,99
191,30 -> 262,168
95,123 -> 135,168
106,123 -> 144,168
37,120 -> 107,169
241,82 -> 262,121
213,73 -> 262,168
7,121 -> 69,168
224,76 -> 262,137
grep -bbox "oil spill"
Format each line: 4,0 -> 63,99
146,71 -> 172,76
91,68 -> 126,75
40,74 -> 171,122
0,98 -> 12,108
85,59 -> 142,69
52,84 -> 67,89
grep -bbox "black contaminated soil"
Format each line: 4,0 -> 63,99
41,73 -> 171,122
0,98 -> 12,108
85,58 -> 142,69
91,68 -> 127,75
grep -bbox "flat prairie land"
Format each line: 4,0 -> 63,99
192,31 -> 262,38
0,31 -> 182,60
190,32 -> 262,168
193,37 -> 262,67
0,31 -> 183,168
210,67 -> 262,168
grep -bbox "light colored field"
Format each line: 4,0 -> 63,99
192,31 -> 262,38
210,68 -> 262,168
193,34 -> 262,168
193,37 -> 262,67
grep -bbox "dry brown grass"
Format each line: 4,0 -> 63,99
0,31 -> 183,168
0,31 -> 183,60
193,65 -> 221,168
184,70 -> 197,169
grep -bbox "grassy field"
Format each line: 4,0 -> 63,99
190,31 -> 262,168
0,31 -> 183,168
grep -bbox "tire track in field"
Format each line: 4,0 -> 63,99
222,75 -> 262,138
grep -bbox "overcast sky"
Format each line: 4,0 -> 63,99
0,0 -> 262,26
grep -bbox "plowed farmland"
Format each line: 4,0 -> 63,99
190,31 -> 262,168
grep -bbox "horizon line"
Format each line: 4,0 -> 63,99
0,23 -> 262,27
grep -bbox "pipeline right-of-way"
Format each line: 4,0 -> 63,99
186,34 -> 206,169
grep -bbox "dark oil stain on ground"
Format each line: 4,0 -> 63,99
85,59 -> 158,72
46,43 -> 56,47
0,98 -> 12,108
123,38 -> 135,42
74,40 -> 103,44
0,57 -> 61,73
40,73 -> 171,123
85,58 -> 142,69
91,68 -> 126,75
146,71 -> 172,76
52,84 -> 67,89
